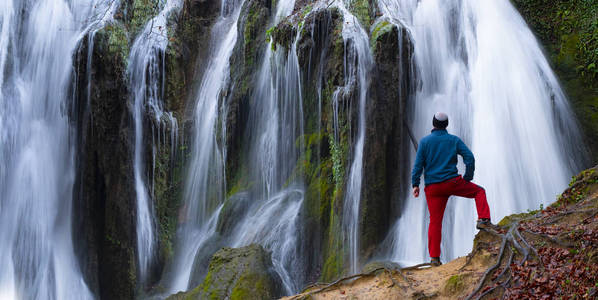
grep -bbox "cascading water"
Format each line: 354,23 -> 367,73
378,0 -> 584,264
128,0 -> 181,281
230,27 -> 305,294
0,0 -> 117,298
167,0 -> 243,291
169,0 -> 309,294
332,1 -> 374,275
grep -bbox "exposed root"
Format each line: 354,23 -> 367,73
301,272 -> 374,295
582,210 -> 598,224
514,227 -> 544,270
539,208 -> 596,225
294,262 -> 437,299
466,222 -> 544,300
520,228 -> 574,248
465,231 -> 509,300
384,268 -> 407,292
400,262 -> 433,270
459,242 -> 494,271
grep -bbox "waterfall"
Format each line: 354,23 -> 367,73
128,0 -> 182,282
378,0 -> 584,264
167,0 -> 243,292
169,0 -> 310,294
332,1 -> 374,275
229,29 -> 305,294
0,0 -> 117,298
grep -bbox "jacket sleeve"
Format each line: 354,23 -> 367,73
411,141 -> 426,187
457,138 -> 475,181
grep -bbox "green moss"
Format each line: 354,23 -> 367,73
230,273 -> 270,300
269,20 -> 296,52
168,245 -> 280,299
348,0 -> 372,27
226,156 -> 252,198
153,137 -> 185,262
320,197 -> 346,281
243,1 -> 268,68
553,167 -> 598,207
370,20 -> 394,51
128,0 -> 162,38
103,23 -> 130,67
498,211 -> 537,227
444,274 -> 466,294
321,244 -> 343,281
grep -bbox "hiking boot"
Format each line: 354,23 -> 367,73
430,257 -> 442,267
476,218 -> 498,231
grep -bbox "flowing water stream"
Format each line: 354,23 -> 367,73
0,0 -> 117,298
128,0 -> 182,282
334,0 -> 374,275
168,0 -> 243,292
378,0 -> 583,264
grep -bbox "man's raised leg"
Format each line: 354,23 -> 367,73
451,176 -> 491,220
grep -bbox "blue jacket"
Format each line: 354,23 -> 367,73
411,129 -> 475,187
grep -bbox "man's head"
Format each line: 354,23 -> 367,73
433,112 -> 448,129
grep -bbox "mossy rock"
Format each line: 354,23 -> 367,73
94,23 -> 130,71
370,19 -> 394,50
127,0 -> 162,38
443,274 -> 469,295
167,244 -> 284,300
497,211 -> 538,227
269,20 -> 297,52
348,0 -> 375,27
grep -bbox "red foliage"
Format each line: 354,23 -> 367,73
503,225 -> 598,299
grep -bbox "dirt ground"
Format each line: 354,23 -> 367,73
281,252 -> 495,300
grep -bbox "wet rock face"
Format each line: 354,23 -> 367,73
167,244 -> 284,300
360,21 -> 414,260
267,6 -> 415,279
73,23 -> 137,300
71,0 -> 221,298
224,0 -> 273,192
292,8 -> 348,282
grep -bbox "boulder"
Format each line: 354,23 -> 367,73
167,244 -> 284,300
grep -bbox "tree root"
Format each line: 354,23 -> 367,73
465,229 -> 509,300
520,228 -> 574,248
295,261 -> 437,299
539,208 -> 597,226
465,222 -> 544,300
459,247 -> 481,271
476,272 -> 511,300
514,227 -> 544,270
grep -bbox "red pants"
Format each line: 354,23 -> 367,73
424,175 -> 490,258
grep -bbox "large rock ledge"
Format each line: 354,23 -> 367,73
283,166 -> 598,299
167,244 -> 284,300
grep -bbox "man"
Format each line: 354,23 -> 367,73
411,112 -> 493,266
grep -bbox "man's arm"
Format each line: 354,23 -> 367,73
457,138 -> 475,181
411,141 -> 426,188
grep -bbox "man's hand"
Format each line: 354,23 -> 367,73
413,186 -> 420,198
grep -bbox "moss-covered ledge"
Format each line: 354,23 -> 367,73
166,244 -> 283,300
